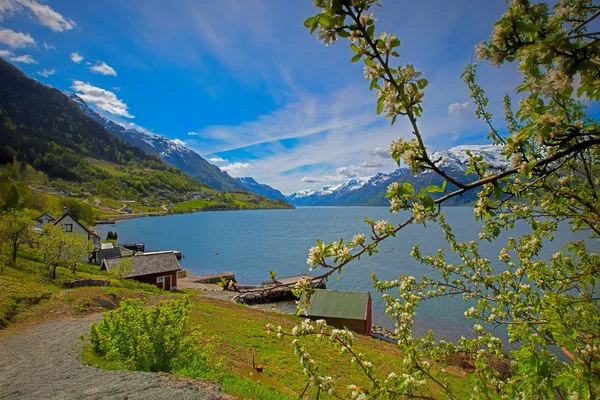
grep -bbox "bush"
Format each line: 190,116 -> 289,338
89,296 -> 209,372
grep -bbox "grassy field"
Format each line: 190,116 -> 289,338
0,250 -> 162,329
86,158 -> 130,177
2,249 -> 475,399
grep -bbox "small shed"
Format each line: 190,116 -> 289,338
302,289 -> 372,335
100,252 -> 181,290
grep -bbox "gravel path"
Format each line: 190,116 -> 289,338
0,317 -> 230,399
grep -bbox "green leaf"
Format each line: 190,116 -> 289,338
423,196 -> 435,210
494,185 -> 502,199
318,14 -> 330,27
350,43 -> 360,53
366,25 -> 375,38
416,78 -> 428,89
376,98 -> 384,115
304,16 -> 317,28
402,182 -> 414,197
369,78 -> 378,90
351,53 -> 362,62
364,58 -> 375,68
391,115 -> 397,126
441,180 -> 447,191
425,185 -> 444,193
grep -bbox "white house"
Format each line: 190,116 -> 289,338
53,208 -> 100,263
36,213 -> 57,225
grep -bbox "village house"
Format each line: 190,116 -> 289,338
53,208 -> 101,263
302,289 -> 372,335
35,213 -> 57,226
100,252 -> 181,290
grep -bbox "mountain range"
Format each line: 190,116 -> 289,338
235,177 -> 286,200
286,145 -> 508,206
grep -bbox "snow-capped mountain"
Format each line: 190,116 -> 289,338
286,177 -> 369,206
429,145 -> 508,172
66,92 -> 248,192
235,177 -> 286,200
286,145 -> 507,206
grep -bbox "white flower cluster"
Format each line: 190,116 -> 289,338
374,219 -> 388,235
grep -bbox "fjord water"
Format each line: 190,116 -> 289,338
96,207 -> 591,340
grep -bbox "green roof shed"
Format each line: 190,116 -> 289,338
302,289 -> 372,335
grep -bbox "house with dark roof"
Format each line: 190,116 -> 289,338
53,208 -> 101,263
301,289 -> 372,335
36,213 -> 57,226
100,252 -> 181,290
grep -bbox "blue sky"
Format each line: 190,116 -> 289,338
1,0 -> 595,194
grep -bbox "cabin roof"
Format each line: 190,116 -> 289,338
36,213 -> 56,221
97,247 -> 122,262
302,289 -> 370,320
102,252 -> 181,278
53,213 -> 100,238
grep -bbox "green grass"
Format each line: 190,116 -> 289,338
184,295 -> 476,399
86,158 -> 129,177
0,249 -> 162,329
4,248 -> 474,399
173,199 -> 209,211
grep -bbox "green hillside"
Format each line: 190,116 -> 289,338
0,58 -> 293,214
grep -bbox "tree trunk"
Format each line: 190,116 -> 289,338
51,264 -> 57,279
11,240 -> 17,267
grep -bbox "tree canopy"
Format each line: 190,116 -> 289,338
268,1 -> 600,398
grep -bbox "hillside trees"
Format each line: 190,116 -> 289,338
0,211 -> 34,270
268,1 -> 600,398
39,223 -> 92,279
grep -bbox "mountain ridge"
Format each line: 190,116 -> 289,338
65,92 -> 249,192
286,145 -> 508,206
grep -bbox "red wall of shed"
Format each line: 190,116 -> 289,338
128,270 -> 178,290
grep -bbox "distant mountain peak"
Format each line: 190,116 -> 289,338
235,177 -> 286,201
286,144 -> 507,207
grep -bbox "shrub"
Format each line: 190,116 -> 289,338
89,296 -> 207,372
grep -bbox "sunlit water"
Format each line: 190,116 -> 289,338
96,206 -> 594,341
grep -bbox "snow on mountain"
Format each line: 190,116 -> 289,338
286,178 -> 368,206
429,145 -> 508,172
286,145 -> 507,206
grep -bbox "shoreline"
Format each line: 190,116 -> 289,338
94,205 -> 295,225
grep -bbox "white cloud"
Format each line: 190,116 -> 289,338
172,139 -> 186,146
300,174 -> 337,183
36,68 -> 55,77
220,162 -> 254,176
42,42 -> 55,50
207,157 -> 228,164
1,0 -> 75,32
70,52 -> 83,63
89,61 -> 117,76
448,101 -> 471,116
0,28 -> 35,48
451,131 -> 459,142
112,86 -> 121,91
0,0 -> 20,21
0,49 -> 12,57
369,147 -> 390,158
359,160 -> 385,168
71,81 -> 134,118
9,54 -> 37,63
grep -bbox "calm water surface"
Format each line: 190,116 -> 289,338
96,206 -> 592,341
